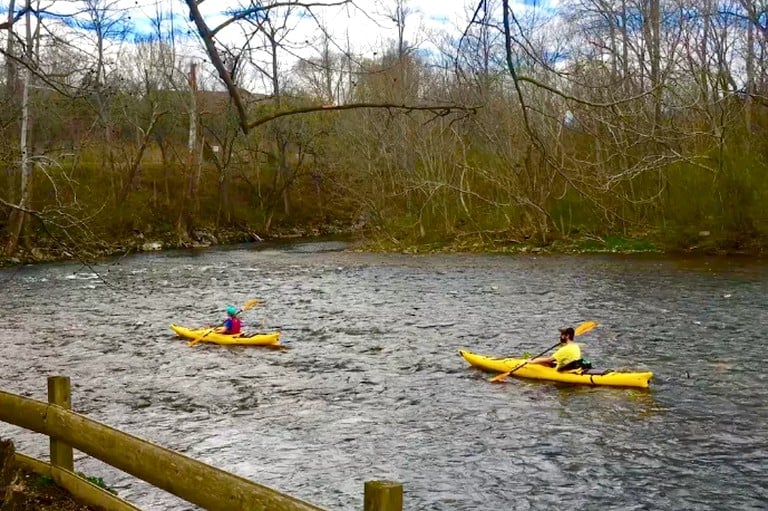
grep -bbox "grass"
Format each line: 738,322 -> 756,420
573,236 -> 658,253
77,472 -> 118,495
32,474 -> 56,488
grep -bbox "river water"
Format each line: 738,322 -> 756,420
1,241 -> 767,510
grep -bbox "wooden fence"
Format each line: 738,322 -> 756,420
0,376 -> 403,511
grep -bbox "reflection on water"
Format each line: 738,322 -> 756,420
1,246 -> 768,510
552,385 -> 668,421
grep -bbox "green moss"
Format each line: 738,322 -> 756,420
32,474 -> 55,489
574,236 -> 657,253
76,472 -> 118,496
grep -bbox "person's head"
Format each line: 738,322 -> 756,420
559,327 -> 575,342
226,305 -> 238,317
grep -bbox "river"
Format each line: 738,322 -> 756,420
1,241 -> 767,510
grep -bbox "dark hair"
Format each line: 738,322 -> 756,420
559,327 -> 575,340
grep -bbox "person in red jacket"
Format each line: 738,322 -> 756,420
216,305 -> 242,335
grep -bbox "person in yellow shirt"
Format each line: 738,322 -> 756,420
529,327 -> 584,371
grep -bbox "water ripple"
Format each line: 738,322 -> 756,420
1,247 -> 767,510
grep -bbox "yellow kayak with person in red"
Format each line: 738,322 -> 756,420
170,324 -> 282,347
171,298 -> 282,347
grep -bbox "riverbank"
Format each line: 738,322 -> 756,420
356,229 -> 768,258
0,221 -> 358,268
1,225 -> 766,268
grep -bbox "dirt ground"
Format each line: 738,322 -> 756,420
1,470 -> 104,511
1,439 -> 104,511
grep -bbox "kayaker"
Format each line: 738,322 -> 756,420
216,305 -> 242,335
528,327 -> 585,371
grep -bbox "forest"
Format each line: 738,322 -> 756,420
0,0 -> 766,263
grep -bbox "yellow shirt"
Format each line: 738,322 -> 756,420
553,342 -> 581,370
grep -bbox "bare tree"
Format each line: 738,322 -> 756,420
4,0 -> 36,255
247,2 -> 300,219
77,0 -> 133,173
292,18 -> 352,104
182,0 -> 477,135
3,0 -> 19,204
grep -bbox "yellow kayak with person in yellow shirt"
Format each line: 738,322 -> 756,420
459,349 -> 653,388
460,321 -> 653,388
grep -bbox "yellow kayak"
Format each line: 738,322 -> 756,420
170,324 -> 282,347
459,349 -> 653,389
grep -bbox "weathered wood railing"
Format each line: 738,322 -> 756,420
0,376 -> 403,511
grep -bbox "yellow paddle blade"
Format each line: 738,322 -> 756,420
575,321 -> 598,336
242,299 -> 261,311
489,370 -> 515,383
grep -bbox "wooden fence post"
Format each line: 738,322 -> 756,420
47,376 -> 73,471
364,480 -> 402,511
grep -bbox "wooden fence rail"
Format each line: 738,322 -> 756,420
0,375 -> 403,511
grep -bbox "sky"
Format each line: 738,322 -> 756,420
0,0 -> 551,92
186,0 -> 481,62
0,0 -> 509,51
194,0 -> 475,47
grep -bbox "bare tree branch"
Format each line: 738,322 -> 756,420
245,102 -> 480,130
211,1 -> 351,37
0,5 -> 28,30
184,0 -> 249,133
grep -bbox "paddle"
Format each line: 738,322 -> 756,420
187,299 -> 261,347
489,320 -> 598,383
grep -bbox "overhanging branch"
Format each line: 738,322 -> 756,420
185,0 -> 249,133
245,102 -> 480,130
0,196 -> 38,215
184,0 -> 479,134
0,6 -> 29,30
211,1 -> 351,37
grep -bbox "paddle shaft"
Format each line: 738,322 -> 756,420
191,313 -> 244,345
188,317 -> 245,346
187,324 -> 223,347
506,341 -> 561,375
489,320 -> 598,383
488,342 -> 561,383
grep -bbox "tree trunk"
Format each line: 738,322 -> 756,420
4,0 -> 17,204
116,108 -> 163,207
621,0 -> 629,94
188,63 -> 201,214
649,0 -> 661,126
746,14 -> 754,134
177,62 -> 199,237
4,1 -> 33,256
269,34 -> 291,218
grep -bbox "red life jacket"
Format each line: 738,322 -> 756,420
225,316 -> 241,334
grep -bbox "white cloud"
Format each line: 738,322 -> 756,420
1,0 -> 555,93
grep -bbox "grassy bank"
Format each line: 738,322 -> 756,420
356,229 -> 768,257
2,226 -> 767,269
